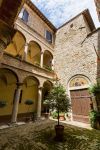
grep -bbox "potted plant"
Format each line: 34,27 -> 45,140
0,100 -> 7,108
44,82 -> 70,141
24,99 -> 34,122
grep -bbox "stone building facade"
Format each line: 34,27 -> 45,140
0,1 -> 100,124
55,9 -> 100,123
94,0 -> 100,21
0,0 -> 56,123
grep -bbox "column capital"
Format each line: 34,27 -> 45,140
16,82 -> 23,88
25,43 -> 29,47
38,86 -> 43,90
41,51 -> 44,54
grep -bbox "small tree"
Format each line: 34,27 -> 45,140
44,82 -> 71,126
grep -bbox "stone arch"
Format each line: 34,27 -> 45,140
68,75 -> 91,123
68,74 -> 91,90
18,76 -> 39,117
0,68 -> 18,123
5,30 -> 26,58
27,41 -> 41,65
43,50 -> 53,70
42,80 -> 53,113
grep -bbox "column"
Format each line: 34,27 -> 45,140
37,87 -> 42,119
40,51 -> 43,68
23,43 -> 28,61
11,83 -> 23,123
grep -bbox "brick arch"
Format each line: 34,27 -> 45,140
68,74 -> 91,89
68,74 -> 91,123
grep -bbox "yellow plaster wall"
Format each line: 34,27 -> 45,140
18,78 -> 38,114
5,32 -> 25,57
0,71 -> 17,116
27,42 -> 41,65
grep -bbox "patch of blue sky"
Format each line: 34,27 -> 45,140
32,0 -> 100,28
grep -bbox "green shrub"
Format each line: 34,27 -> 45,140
89,83 -> 100,95
89,110 -> 100,128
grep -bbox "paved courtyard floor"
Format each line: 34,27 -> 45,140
0,119 -> 100,150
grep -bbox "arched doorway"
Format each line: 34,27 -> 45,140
27,41 -> 41,66
0,68 -> 18,123
42,81 -> 53,114
5,31 -> 26,58
69,75 -> 91,123
43,50 -> 53,70
18,76 -> 39,121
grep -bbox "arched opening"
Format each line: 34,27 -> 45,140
0,68 -> 18,123
5,31 -> 26,58
42,81 -> 53,114
18,76 -> 39,121
43,50 -> 53,70
68,75 -> 91,123
27,41 -> 41,66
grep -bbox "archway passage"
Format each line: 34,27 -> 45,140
42,81 -> 53,114
27,41 -> 41,66
5,31 -> 26,58
17,76 -> 39,121
69,76 -> 91,123
43,50 -> 53,70
0,68 -> 18,123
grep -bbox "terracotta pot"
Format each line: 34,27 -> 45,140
59,115 -> 65,121
55,125 -> 64,141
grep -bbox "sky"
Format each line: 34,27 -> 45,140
31,0 -> 100,28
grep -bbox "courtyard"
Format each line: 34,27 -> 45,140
0,120 -> 100,150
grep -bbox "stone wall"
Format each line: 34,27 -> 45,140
54,14 -> 99,90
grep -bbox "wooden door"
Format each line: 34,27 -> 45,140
70,89 -> 91,123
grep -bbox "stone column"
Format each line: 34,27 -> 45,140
37,87 -> 42,119
11,83 -> 23,123
40,51 -> 43,68
23,43 -> 28,61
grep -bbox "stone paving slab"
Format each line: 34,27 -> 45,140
0,119 -> 100,150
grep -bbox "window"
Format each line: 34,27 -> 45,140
45,30 -> 53,43
22,9 -> 29,23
